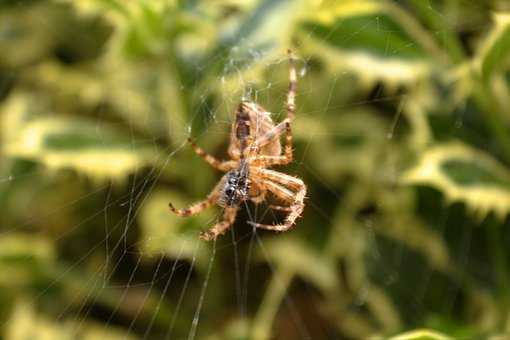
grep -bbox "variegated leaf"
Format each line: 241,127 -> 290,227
2,111 -> 157,180
300,0 -> 441,91
403,142 -> 510,219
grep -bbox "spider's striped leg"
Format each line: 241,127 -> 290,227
250,119 -> 292,165
279,49 -> 298,163
252,168 -> 303,190
247,177 -> 306,232
188,138 -> 233,171
286,49 -> 297,121
168,179 -> 223,217
200,206 -> 238,241
251,119 -> 288,148
249,52 -> 297,164
169,197 -> 216,217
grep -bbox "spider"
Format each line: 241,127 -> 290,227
169,50 -> 306,241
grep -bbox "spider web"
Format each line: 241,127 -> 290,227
0,1 -> 501,339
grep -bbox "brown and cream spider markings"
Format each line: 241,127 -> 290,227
169,50 -> 306,241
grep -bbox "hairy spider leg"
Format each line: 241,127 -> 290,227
187,138 -> 233,171
200,206 -> 238,240
250,50 -> 297,165
283,49 -> 297,161
168,178 -> 224,216
247,176 -> 306,231
261,179 -> 296,202
253,168 -> 303,190
250,119 -> 291,165
287,49 -> 297,121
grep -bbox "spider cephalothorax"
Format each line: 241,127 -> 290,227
169,50 -> 306,240
219,161 -> 250,207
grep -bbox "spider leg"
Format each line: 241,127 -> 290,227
248,181 -> 267,204
249,119 -> 292,166
188,138 -> 233,171
250,119 -> 288,149
200,206 -> 238,241
260,179 -> 295,202
249,51 -> 297,164
248,175 -> 306,232
287,49 -> 297,121
251,155 -> 290,167
270,49 -> 297,164
252,168 -> 303,190
168,179 -> 223,216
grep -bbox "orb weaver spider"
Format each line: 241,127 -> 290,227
169,50 -> 306,241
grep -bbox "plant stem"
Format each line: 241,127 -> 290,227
408,0 -> 465,63
473,81 -> 510,165
385,2 -> 450,63
486,217 -> 510,327
251,267 -> 294,340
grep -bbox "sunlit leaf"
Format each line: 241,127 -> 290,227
79,322 -> 138,340
300,0 -> 446,91
0,233 -> 55,287
478,13 -> 510,81
213,0 -> 305,96
310,0 -> 383,23
100,56 -> 188,141
3,115 -> 157,180
386,328 -> 452,340
403,142 -> 510,219
219,0 -> 301,63
29,62 -> 105,108
425,312 -> 486,340
4,301 -> 138,340
0,4 -> 58,67
304,12 -> 425,59
5,301 -> 75,340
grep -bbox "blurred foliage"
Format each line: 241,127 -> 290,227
3,0 -> 510,339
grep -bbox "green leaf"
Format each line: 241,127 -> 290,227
211,0 -> 304,96
219,0 -> 301,63
5,301 -> 138,340
3,114 -> 157,180
0,233 -> 55,287
479,13 -> 510,81
296,110 -> 388,182
101,58 -> 188,141
5,302 -> 75,340
402,142 -> 510,219
0,4 -> 58,67
304,14 -> 425,60
299,1 -> 445,90
386,328 -> 452,340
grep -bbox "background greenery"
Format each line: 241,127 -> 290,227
2,0 -> 510,339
